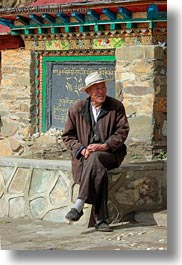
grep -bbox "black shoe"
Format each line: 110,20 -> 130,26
95,220 -> 113,232
65,208 -> 83,222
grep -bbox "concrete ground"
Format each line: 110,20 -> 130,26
0,211 -> 167,251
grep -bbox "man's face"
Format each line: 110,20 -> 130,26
86,82 -> 107,106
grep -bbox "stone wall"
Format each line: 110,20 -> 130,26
115,46 -> 167,161
0,158 -> 167,226
0,49 -> 35,157
0,46 -> 167,161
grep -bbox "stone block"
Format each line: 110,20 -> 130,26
162,120 -> 167,136
50,172 -> 70,205
124,140 -> 153,161
1,79 -> 13,88
0,171 -> 5,197
135,210 -> 167,227
116,46 -> 145,61
8,168 -> 30,194
115,189 -> 137,205
29,169 -> 56,196
20,103 -> 29,112
43,207 -> 68,223
144,46 -> 164,60
116,46 -> 164,61
8,137 -> 22,152
9,197 -> 25,218
0,197 -> 7,217
35,134 -> 57,145
0,139 -> 12,156
115,63 -> 128,73
127,115 -> 153,140
135,212 -> 158,225
29,197 -> 48,218
115,71 -> 135,82
0,104 -> 9,117
1,117 -> 18,137
124,86 -> 153,96
0,166 -> 15,185
130,61 -> 154,73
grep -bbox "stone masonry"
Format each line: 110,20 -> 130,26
0,157 -> 167,226
0,49 -> 35,157
0,46 -> 167,162
115,46 -> 167,161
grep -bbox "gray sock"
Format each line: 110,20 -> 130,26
74,198 -> 85,213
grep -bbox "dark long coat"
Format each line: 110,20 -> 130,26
62,96 -> 130,184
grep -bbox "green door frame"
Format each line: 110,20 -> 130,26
42,55 -> 115,132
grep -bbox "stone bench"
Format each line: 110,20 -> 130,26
0,157 -> 167,227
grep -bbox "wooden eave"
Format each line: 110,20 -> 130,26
0,0 -> 167,36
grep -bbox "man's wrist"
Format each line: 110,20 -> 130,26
75,145 -> 85,159
102,143 -> 109,150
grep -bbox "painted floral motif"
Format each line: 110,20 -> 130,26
93,38 -> 125,49
45,40 -> 70,50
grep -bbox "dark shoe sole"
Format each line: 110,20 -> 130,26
65,208 -> 83,222
95,227 -> 113,232
95,221 -> 113,232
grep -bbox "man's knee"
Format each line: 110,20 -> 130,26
89,152 -> 105,163
88,151 -> 124,170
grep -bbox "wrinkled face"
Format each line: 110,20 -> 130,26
86,82 -> 107,107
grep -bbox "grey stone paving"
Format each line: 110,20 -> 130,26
0,213 -> 167,251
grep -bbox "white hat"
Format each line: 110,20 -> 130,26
79,71 -> 112,92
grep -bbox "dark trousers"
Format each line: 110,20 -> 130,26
78,150 -> 125,221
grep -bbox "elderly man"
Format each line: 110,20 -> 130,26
62,72 -> 129,232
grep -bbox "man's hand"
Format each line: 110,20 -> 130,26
80,148 -> 91,159
87,143 -> 109,152
81,144 -> 109,159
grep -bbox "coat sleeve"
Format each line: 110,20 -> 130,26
105,103 -> 129,152
61,108 -> 85,158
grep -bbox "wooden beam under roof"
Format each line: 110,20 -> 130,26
118,7 -> 132,19
102,8 -> 117,20
42,13 -> 56,23
56,12 -> 70,23
0,18 -> 14,28
16,15 -> 30,25
71,12 -> 85,23
87,10 -> 100,21
10,15 -> 167,36
30,14 -> 43,25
